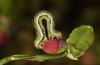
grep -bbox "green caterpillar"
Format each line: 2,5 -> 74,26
33,11 -> 62,49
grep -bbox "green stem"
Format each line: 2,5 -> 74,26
0,54 -> 31,65
0,52 -> 66,65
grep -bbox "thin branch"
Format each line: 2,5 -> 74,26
0,52 -> 66,65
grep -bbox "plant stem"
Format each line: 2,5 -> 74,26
0,52 -> 66,65
0,54 -> 31,65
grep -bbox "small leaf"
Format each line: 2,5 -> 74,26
67,25 -> 94,57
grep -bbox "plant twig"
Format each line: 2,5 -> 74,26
0,52 -> 66,65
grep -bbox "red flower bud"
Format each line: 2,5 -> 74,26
41,38 -> 66,54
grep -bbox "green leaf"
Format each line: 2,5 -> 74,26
0,53 -> 66,65
70,47 -> 81,57
67,25 -> 94,56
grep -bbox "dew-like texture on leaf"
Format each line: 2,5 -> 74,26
67,25 -> 94,51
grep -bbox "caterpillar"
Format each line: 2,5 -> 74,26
33,11 -> 62,49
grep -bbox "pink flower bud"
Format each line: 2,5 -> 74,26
41,38 -> 66,54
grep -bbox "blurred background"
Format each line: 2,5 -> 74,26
0,0 -> 100,65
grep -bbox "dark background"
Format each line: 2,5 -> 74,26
0,0 -> 100,65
